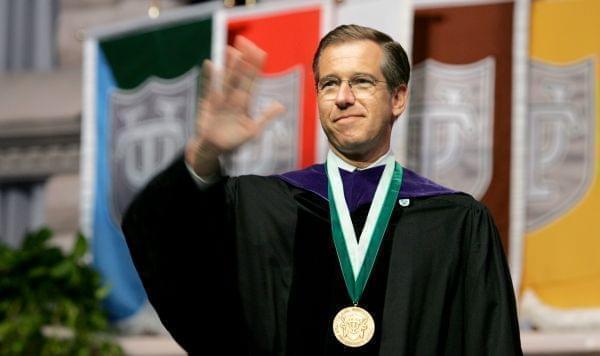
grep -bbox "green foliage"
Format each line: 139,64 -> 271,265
0,228 -> 123,355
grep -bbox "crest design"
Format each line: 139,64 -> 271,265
222,67 -> 302,176
407,58 -> 495,199
332,306 -> 375,347
526,59 -> 596,231
110,68 -> 198,222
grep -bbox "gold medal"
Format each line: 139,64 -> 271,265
332,306 -> 375,347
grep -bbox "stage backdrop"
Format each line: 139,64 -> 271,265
82,0 -> 331,330
409,1 -> 514,251
519,0 -> 600,330
82,2 -> 219,330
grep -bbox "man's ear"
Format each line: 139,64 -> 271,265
391,84 -> 408,118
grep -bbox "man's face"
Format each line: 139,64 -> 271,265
317,40 -> 407,159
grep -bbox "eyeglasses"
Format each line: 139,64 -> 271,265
317,75 -> 386,100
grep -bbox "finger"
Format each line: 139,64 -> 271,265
224,60 -> 256,101
195,60 -> 213,136
223,38 -> 268,113
228,37 -> 269,112
223,46 -> 244,96
229,63 -> 260,112
198,60 -> 224,112
234,36 -> 266,91
223,59 -> 258,112
199,59 -> 214,100
234,35 -> 267,70
253,101 -> 286,135
223,75 -> 254,116
225,44 -> 243,69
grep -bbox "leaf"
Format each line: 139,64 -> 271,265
0,243 -> 15,270
50,260 -> 73,279
22,228 -> 53,251
0,228 -> 121,354
95,285 -> 111,300
28,265 -> 49,279
71,233 -> 88,261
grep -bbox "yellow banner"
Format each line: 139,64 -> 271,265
521,0 -> 600,308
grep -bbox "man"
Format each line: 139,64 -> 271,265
122,25 -> 522,355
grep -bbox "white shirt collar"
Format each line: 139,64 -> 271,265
328,149 -> 394,172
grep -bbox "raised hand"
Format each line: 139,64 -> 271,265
185,36 -> 285,177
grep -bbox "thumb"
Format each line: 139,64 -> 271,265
254,101 -> 286,133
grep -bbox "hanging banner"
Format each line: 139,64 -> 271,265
217,0 -> 330,173
82,2 -> 220,327
409,1 -> 514,250
82,0 -> 332,328
410,57 -> 495,200
519,0 -> 600,330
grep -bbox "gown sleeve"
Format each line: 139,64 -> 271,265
464,205 -> 523,355
121,156 -> 249,355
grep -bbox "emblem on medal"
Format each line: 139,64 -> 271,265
332,306 -> 375,347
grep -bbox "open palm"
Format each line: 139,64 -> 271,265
186,36 -> 284,175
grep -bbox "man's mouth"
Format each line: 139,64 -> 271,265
334,114 -> 364,122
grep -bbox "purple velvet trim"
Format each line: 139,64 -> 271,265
276,164 -> 456,211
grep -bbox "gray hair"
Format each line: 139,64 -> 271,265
312,24 -> 410,92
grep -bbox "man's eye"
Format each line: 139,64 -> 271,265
320,80 -> 338,89
352,77 -> 375,86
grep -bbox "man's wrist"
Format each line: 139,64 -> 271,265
184,159 -> 222,188
185,138 -> 221,177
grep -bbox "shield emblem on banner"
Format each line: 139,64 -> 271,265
110,68 -> 198,223
407,58 -> 495,199
222,66 -> 302,176
526,59 -> 596,232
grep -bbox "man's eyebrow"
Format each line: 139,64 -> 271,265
352,72 -> 378,78
319,72 -> 377,80
318,74 -> 339,81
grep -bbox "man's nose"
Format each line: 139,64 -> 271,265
335,81 -> 355,109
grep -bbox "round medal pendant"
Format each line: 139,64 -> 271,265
332,306 -> 375,347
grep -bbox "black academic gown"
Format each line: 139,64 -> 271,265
122,156 -> 522,356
